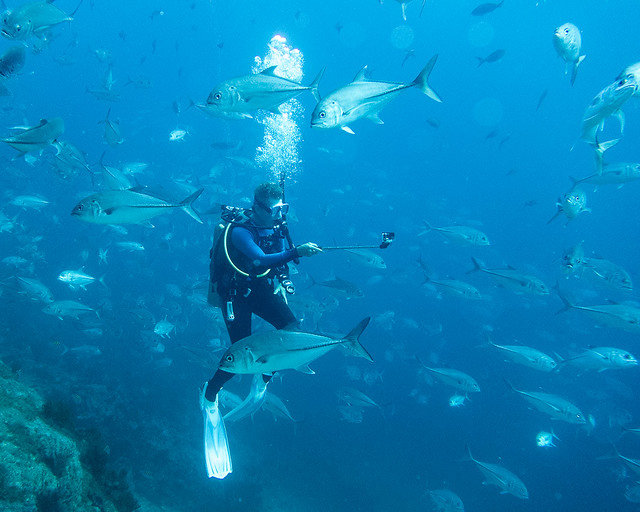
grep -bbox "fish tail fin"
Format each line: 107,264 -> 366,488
570,55 -> 586,86
554,285 -> 574,315
503,378 -> 517,393
180,188 -> 204,224
462,444 -> 474,462
308,67 -> 325,103
343,317 -> 373,362
476,57 -> 485,68
71,0 -> 84,17
467,257 -> 484,274
418,220 -> 432,236
592,135 -> 619,175
413,55 -> 442,103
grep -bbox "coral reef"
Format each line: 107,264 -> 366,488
0,360 -> 138,512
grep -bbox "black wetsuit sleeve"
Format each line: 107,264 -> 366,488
232,226 -> 298,267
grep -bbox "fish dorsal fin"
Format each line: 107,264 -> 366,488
260,66 -> 279,77
352,66 -> 369,82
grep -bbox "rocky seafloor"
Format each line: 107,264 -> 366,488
0,359 -> 141,512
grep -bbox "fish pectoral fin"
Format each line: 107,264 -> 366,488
295,365 -> 315,375
341,126 -> 355,135
366,112 -> 384,124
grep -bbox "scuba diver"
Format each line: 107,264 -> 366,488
200,182 -> 322,479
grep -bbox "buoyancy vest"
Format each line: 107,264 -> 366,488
207,206 -> 287,307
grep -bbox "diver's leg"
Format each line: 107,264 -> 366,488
204,298 -> 252,401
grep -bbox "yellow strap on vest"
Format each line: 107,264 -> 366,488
223,223 -> 270,278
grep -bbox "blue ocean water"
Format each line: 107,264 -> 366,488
1,0 -> 639,510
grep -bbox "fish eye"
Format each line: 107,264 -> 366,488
225,354 -> 234,362
213,92 -> 222,100
564,28 -> 569,33
318,111 -> 326,118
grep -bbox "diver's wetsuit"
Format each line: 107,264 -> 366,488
205,221 -> 299,401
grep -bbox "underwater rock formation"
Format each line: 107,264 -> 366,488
0,360 -> 138,512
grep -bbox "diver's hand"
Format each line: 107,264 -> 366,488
296,242 -> 323,257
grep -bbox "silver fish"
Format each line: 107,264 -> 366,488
424,276 -> 482,300
583,258 -> 633,291
1,117 -> 64,154
617,62 -> 640,97
71,188 -> 203,225
421,364 -> 481,393
311,55 -> 441,134
465,446 -> 529,499
101,108 -> 123,147
559,347 -> 637,372
488,338 -> 557,372
561,242 -> 586,274
427,489 -> 464,511
420,221 -> 489,246
42,300 -> 96,320
16,276 -> 54,303
570,162 -> 640,189
219,317 -> 373,374
580,75 -> 638,144
505,380 -> 586,424
1,1 -> 72,40
547,189 -> 590,224
557,294 -> 640,334
205,66 -> 323,118
337,387 -> 379,408
553,23 -> 585,85
536,430 -> 559,448
469,258 -> 549,295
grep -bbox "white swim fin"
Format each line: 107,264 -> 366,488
223,374 -> 269,423
200,383 -> 232,479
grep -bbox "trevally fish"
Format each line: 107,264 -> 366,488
1,1 -> 73,41
0,45 -> 25,78
1,117 -> 64,154
205,66 -> 323,118
583,258 -> 633,291
465,446 -> 529,499
100,108 -> 123,147
424,276 -> 482,300
71,188 -> 203,225
420,364 -> 481,394
618,62 -> 640,97
427,489 -> 464,512
9,194 -> 49,209
614,446 -> 640,477
553,23 -> 585,86
449,394 -> 467,407
337,387 -> 380,408
310,55 -> 441,134
556,293 -> 640,334
16,276 -> 54,303
42,300 -> 96,320
344,249 -> 386,269
218,317 -> 373,374
52,141 -> 91,175
420,221 -> 489,246
310,276 -> 364,298
547,189 -> 590,224
561,241 -> 586,274
580,75 -> 638,144
476,49 -> 505,67
505,380 -> 586,424
536,429 -> 559,448
559,347 -> 637,372
570,162 -> 640,189
57,269 -> 101,290
469,258 -> 549,295
154,316 -> 175,338
488,338 -> 557,372
471,1 -> 504,16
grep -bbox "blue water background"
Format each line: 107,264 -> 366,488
1,0 -> 640,510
